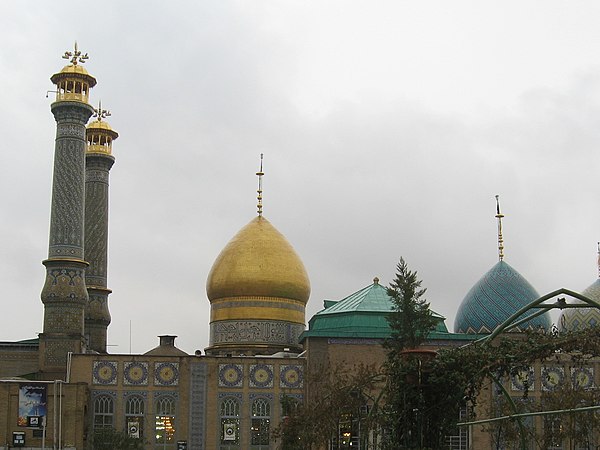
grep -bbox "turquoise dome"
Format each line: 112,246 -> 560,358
454,261 -> 551,334
558,278 -> 600,331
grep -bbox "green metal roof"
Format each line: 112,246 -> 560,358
301,280 -> 474,341
0,338 -> 39,347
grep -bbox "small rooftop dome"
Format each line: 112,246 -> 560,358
144,335 -> 188,356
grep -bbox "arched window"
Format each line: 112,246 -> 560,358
93,395 -> 114,429
155,396 -> 176,447
251,398 -> 271,448
220,397 -> 240,448
125,395 -> 145,439
93,395 -> 114,448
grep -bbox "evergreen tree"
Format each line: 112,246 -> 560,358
384,257 -> 439,449
385,257 -> 437,352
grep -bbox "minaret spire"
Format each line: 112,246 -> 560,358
495,195 -> 505,261
596,242 -> 600,279
84,103 -> 118,353
93,100 -> 111,121
40,45 -> 96,378
256,153 -> 264,217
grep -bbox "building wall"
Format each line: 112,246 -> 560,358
470,356 -> 600,449
69,353 -> 305,449
0,380 -> 87,450
0,344 -> 39,378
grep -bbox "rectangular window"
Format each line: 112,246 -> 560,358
155,415 -> 175,444
251,418 -> 270,445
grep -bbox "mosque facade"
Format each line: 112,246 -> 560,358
0,47 -> 599,450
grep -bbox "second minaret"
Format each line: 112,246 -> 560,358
84,104 -> 118,353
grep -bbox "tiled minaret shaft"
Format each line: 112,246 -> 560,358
40,45 -> 96,377
84,109 -> 117,353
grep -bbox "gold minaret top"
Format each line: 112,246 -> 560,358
50,42 -> 97,104
495,195 -> 505,261
256,153 -> 264,216
86,101 -> 119,155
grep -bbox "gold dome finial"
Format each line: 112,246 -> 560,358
93,101 -> 111,121
62,41 -> 89,66
256,153 -> 264,216
51,42 -> 96,103
495,195 -> 505,261
86,103 -> 118,155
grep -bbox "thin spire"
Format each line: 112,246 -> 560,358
93,101 -> 111,121
256,154 -> 264,216
597,242 -> 600,278
62,41 -> 89,66
495,195 -> 505,261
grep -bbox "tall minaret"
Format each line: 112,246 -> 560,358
39,44 -> 96,377
84,102 -> 118,353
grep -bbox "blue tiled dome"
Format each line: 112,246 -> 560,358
558,278 -> 600,331
454,261 -> 551,334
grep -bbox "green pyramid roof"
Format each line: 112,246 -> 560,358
301,279 -> 462,341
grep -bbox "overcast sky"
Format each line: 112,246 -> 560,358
2,1 -> 600,354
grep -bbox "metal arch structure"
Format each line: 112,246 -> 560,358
458,287 -> 600,450
477,287 -> 600,343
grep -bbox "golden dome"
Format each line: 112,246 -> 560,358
87,119 -> 114,132
50,64 -> 97,87
207,216 -> 310,304
86,118 -> 118,155
60,64 -> 91,76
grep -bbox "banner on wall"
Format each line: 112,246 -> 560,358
17,384 -> 47,427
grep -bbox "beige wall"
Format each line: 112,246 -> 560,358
0,380 -> 87,450
0,345 -> 39,378
470,357 -> 600,449
70,352 -> 305,449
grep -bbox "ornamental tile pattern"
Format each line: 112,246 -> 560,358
541,366 -> 565,391
189,362 -> 207,449
280,365 -> 303,389
219,364 -> 243,388
123,362 -> 149,386
48,137 -> 86,259
123,391 -> 148,400
152,391 -> 179,403
510,366 -> 535,391
218,392 -> 243,400
93,361 -> 118,385
249,393 -> 273,401
249,364 -> 274,388
559,278 -> 600,331
92,390 -> 117,400
154,362 -> 179,386
572,367 -> 594,389
211,320 -> 303,346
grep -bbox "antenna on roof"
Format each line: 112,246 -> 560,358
495,195 -> 504,261
256,154 -> 264,217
